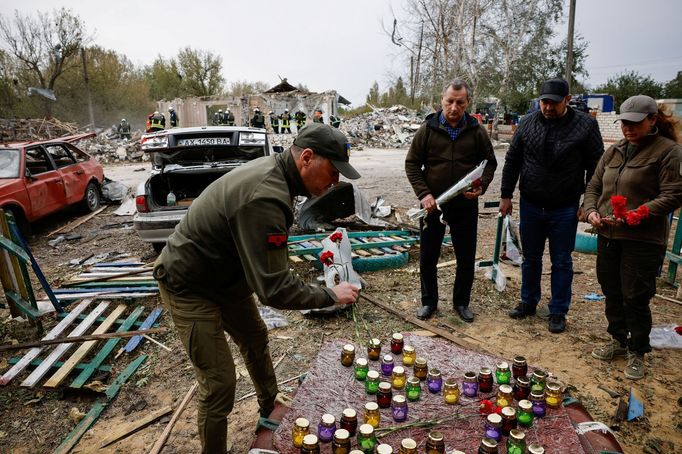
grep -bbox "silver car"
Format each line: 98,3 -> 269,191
133,126 -> 282,252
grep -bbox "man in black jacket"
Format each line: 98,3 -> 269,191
406,79 -> 497,322
499,78 -> 604,333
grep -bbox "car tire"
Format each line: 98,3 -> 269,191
81,181 -> 101,213
152,242 -> 165,254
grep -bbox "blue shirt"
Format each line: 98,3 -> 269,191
439,112 -> 467,141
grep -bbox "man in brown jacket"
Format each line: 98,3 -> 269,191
405,79 -> 497,322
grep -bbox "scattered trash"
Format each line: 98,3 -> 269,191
69,407 -> 86,423
47,235 -> 66,247
258,306 -> 289,330
101,177 -> 130,203
627,387 -> 644,421
501,215 -> 522,265
650,324 -> 682,349
113,197 -> 136,216
584,292 -> 605,302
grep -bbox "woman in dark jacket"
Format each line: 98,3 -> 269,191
583,95 -> 682,380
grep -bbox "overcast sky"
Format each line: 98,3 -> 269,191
1,0 -> 681,105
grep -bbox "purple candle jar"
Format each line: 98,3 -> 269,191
530,391 -> 547,417
484,413 -> 502,442
426,368 -> 443,393
462,371 -> 478,397
317,413 -> 336,443
380,354 -> 394,376
391,395 -> 408,422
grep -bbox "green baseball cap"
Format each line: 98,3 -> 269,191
294,123 -> 360,179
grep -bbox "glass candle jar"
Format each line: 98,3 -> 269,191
443,378 -> 460,404
356,424 -> 378,454
517,399 -> 534,427
381,354 -> 395,377
512,375 -> 531,401
399,438 -> 417,454
390,332 -> 404,354
340,408 -> 358,436
484,413 -> 502,442
367,338 -> 381,361
506,429 -> 526,454
363,402 -> 380,428
405,376 -> 421,401
527,443 -> 545,454
495,361 -> 511,384
511,356 -> 528,379
377,382 -> 393,408
545,382 -> 562,408
530,370 -> 547,393
350,451 -> 364,454
391,366 -> 406,390
425,431 -> 445,454
530,391 -> 547,418
402,345 -> 416,366
365,370 -> 380,394
292,417 -> 310,448
318,414 -> 336,443
376,444 -> 393,454
427,368 -> 443,393
496,384 -> 513,408
332,428 -> 351,454
413,357 -> 428,381
354,358 -> 369,381
391,395 -> 408,422
478,437 -> 499,454
341,344 -> 356,367
301,434 -> 321,454
478,367 -> 494,393
462,371 -> 478,397
500,406 -> 517,436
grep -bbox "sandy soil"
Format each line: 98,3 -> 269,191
0,149 -> 680,454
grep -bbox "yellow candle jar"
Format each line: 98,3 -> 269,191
402,345 -> 416,366
443,378 -> 460,404
496,384 -> 513,408
292,417 -> 310,448
391,366 -> 406,390
545,382 -> 562,408
364,401 -> 381,427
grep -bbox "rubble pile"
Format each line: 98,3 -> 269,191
0,118 -> 80,142
78,130 -> 147,164
341,105 -> 424,149
269,134 -> 296,150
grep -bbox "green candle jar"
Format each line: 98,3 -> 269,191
356,424 -> 378,454
405,376 -> 421,401
365,370 -> 380,394
495,361 -> 511,384
506,429 -> 526,454
517,399 -> 534,427
530,370 -> 547,393
354,358 -> 369,381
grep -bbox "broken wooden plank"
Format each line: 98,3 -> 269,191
61,267 -> 153,287
654,293 -> 682,306
148,382 -> 199,454
0,299 -> 93,386
54,355 -> 147,454
116,307 -> 163,358
70,305 -> 146,389
43,304 -> 127,388
47,206 -> 106,237
99,405 -> 173,448
610,396 -> 628,430
21,301 -> 110,387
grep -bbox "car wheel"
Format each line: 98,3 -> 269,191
152,242 -> 165,253
81,182 -> 101,213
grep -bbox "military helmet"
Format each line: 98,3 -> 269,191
121,118 -> 126,122
219,109 -> 223,112
169,106 -> 174,111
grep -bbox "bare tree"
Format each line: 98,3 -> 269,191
0,8 -> 89,117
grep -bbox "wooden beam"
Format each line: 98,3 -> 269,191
99,405 -> 173,448
0,327 -> 166,353
62,267 -> 154,287
654,293 -> 682,306
47,206 -> 106,236
148,382 -> 199,454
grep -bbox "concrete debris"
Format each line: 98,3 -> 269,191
339,104 -> 424,149
78,127 -> 146,164
0,118 -> 80,142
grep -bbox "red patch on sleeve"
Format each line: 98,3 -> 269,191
267,233 -> 288,249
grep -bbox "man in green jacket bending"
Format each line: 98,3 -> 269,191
154,123 -> 361,453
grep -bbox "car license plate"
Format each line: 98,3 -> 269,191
177,137 -> 230,146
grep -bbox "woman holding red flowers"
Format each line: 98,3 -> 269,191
584,95 -> 682,380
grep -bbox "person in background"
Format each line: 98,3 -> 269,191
213,109 -> 222,126
251,107 -> 265,129
499,78 -> 604,333
405,79 -> 497,323
225,108 -> 235,126
269,111 -> 280,134
294,109 -> 306,133
145,112 -> 153,132
313,108 -> 324,124
584,95 -> 682,380
280,109 -> 292,134
169,106 -> 179,128
117,118 -> 131,140
330,114 -> 341,128
149,111 -> 165,132
154,123 -> 361,453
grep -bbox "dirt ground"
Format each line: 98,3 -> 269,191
0,148 -> 681,454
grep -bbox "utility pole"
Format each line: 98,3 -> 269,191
565,0 -> 576,91
81,48 -> 96,130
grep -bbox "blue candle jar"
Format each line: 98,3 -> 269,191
380,354 -> 394,376
484,413 -> 502,442
530,391 -> 547,418
427,368 -> 443,393
317,413 -> 336,443
391,395 -> 408,422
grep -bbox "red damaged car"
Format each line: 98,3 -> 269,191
0,133 -> 104,233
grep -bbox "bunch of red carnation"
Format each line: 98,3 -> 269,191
320,250 -> 334,265
610,195 -> 650,226
329,231 -> 343,243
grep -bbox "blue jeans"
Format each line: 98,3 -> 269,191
519,198 -> 578,315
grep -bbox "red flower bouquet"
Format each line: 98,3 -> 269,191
329,231 -> 343,243
609,195 -> 650,226
320,250 -> 334,265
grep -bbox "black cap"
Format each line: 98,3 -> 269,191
293,123 -> 360,179
539,78 -> 569,102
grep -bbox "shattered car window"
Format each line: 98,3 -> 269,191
0,149 -> 20,178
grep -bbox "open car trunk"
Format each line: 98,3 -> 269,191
147,170 -> 227,208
